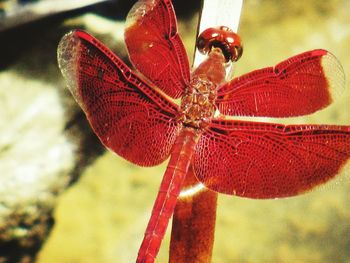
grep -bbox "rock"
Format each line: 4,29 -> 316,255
0,12 -> 123,262
0,71 -> 74,258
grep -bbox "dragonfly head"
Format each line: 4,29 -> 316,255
197,26 -> 243,63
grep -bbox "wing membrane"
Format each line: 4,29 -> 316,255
216,50 -> 345,117
124,0 -> 190,98
58,30 -> 181,166
193,119 -> 350,198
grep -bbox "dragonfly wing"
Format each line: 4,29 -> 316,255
58,30 -> 181,167
216,50 -> 345,117
125,0 -> 190,99
193,119 -> 350,198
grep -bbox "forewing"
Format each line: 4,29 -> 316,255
216,50 -> 345,117
193,119 -> 350,198
57,30 -> 181,167
124,0 -> 190,99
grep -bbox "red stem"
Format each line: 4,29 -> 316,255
169,165 -> 218,263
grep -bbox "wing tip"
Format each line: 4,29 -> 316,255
57,30 -> 92,64
57,30 -> 85,109
320,50 -> 346,101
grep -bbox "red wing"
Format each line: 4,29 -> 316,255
193,119 -> 350,199
124,0 -> 190,99
216,50 -> 345,117
57,30 -> 182,167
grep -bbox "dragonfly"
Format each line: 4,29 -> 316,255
57,0 -> 350,262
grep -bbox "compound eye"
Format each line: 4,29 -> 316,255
196,26 -> 243,62
231,44 -> 243,62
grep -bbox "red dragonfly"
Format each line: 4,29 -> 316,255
57,0 -> 350,262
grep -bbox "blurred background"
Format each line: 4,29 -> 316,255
0,0 -> 350,262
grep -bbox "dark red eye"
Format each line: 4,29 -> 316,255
196,26 -> 243,62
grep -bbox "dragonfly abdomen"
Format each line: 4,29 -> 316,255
136,127 -> 201,263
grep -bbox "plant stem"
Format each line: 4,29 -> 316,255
169,166 -> 218,263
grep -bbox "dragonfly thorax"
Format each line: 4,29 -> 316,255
180,76 -> 217,128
